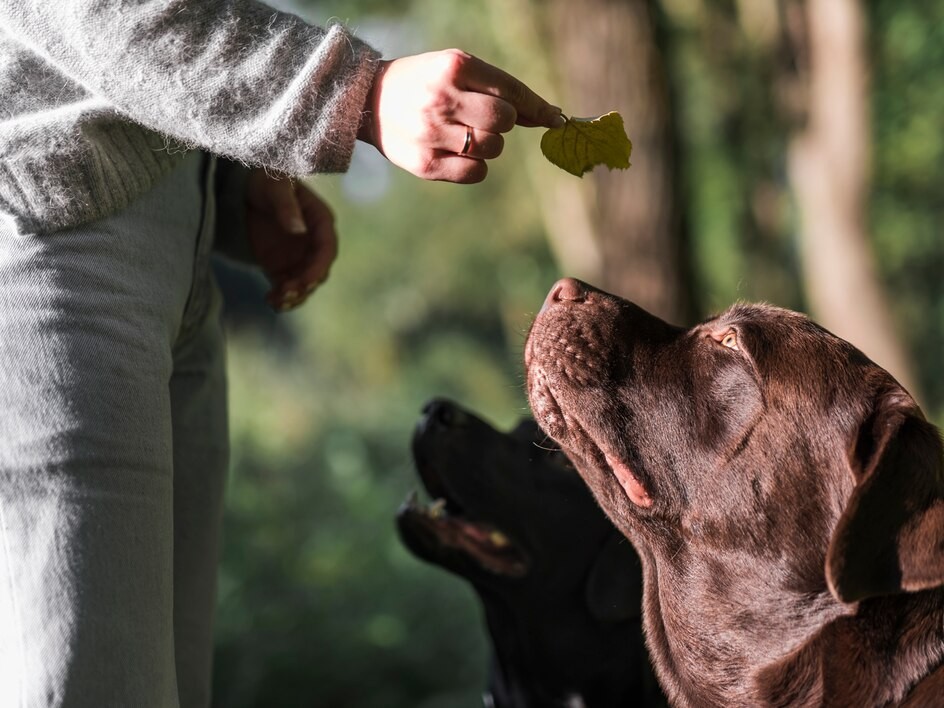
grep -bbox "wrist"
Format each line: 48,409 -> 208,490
357,60 -> 390,147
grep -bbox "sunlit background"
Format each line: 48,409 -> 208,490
211,1 -> 944,705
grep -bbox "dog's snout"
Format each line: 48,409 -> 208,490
541,278 -> 586,314
422,399 -> 454,428
421,399 -> 469,431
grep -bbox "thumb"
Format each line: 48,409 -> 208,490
268,179 -> 307,234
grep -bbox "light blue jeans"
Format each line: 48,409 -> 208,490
0,152 -> 228,707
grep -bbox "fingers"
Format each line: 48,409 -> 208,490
451,124 -> 505,160
458,90 -> 518,134
293,186 -> 338,286
269,188 -> 338,311
429,155 -> 489,185
457,53 -> 564,129
364,49 -> 562,183
248,172 -> 307,235
274,190 -> 307,235
246,176 -> 339,312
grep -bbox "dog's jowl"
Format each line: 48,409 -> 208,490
525,277 -> 944,708
397,398 -> 664,708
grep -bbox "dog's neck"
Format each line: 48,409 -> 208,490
652,586 -> 944,707
751,589 -> 944,706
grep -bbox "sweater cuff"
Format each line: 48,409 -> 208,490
294,25 -> 381,175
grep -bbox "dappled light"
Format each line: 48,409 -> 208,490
213,1 -> 944,706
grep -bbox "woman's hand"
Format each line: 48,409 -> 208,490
358,49 -> 563,183
245,170 -> 338,311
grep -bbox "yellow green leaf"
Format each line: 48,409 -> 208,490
540,111 -> 633,177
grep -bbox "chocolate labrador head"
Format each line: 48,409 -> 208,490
524,279 -> 944,707
397,398 -> 664,708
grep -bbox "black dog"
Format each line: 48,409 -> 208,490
525,278 -> 944,707
397,399 -> 663,707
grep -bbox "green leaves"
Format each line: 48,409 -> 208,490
540,111 -> 633,177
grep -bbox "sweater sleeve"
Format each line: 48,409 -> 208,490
0,0 -> 380,176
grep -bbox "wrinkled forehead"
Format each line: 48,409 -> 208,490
705,303 -> 840,355
702,302 -> 873,398
705,301 -> 814,333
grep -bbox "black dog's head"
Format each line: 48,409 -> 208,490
398,398 -> 661,708
524,279 -> 944,707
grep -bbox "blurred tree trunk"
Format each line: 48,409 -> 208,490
547,0 -> 695,324
486,0 -> 696,324
784,0 -> 918,394
482,0 -> 604,290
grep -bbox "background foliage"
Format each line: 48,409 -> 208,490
212,1 -> 944,706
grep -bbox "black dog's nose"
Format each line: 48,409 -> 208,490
541,278 -> 586,313
423,399 -> 454,427
420,398 -> 469,431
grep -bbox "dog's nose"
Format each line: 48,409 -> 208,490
541,278 -> 586,313
420,398 -> 468,430
423,399 -> 454,427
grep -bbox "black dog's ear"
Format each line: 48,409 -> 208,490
826,389 -> 944,604
585,532 -> 644,622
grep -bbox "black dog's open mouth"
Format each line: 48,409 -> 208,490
398,491 -> 529,578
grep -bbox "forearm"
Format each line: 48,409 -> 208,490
0,0 -> 379,175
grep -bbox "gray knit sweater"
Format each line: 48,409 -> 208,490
0,0 -> 380,233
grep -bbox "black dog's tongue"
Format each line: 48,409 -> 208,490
397,489 -> 528,578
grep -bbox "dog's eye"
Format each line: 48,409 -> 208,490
721,332 -> 739,350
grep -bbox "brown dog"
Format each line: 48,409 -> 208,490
524,278 -> 944,707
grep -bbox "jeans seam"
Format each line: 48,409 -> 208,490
179,154 -> 217,341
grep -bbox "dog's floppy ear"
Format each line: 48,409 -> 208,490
585,532 -> 643,622
826,388 -> 944,604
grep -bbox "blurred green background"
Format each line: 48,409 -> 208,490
211,1 -> 944,706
